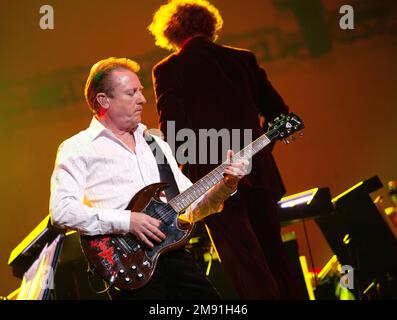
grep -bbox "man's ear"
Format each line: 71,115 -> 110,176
96,93 -> 110,109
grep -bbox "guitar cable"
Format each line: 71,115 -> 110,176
301,217 -> 318,290
86,263 -> 113,294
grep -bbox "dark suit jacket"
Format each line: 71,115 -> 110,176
152,36 -> 289,199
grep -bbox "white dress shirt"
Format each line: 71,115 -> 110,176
50,117 -> 233,236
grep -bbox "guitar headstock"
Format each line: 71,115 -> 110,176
269,113 -> 304,144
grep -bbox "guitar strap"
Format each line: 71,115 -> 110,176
144,135 -> 180,201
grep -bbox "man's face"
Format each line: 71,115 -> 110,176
106,69 -> 146,131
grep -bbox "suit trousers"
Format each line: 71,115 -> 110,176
204,187 -> 301,299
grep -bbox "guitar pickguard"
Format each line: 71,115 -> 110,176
142,199 -> 188,259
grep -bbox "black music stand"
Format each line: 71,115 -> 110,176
8,215 -> 63,280
315,176 -> 397,299
278,187 -> 334,225
8,215 -> 107,300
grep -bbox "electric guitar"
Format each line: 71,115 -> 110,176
80,113 -> 304,290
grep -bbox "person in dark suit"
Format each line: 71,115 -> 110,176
149,0 -> 301,299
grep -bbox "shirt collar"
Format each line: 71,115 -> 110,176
88,117 -> 147,141
88,117 -> 108,141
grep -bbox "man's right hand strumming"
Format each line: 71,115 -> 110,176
129,212 -> 166,248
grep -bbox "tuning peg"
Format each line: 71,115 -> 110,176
274,117 -> 280,123
283,138 -> 290,144
268,122 -> 273,127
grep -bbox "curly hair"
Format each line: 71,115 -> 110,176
84,57 -> 140,115
148,0 -> 223,51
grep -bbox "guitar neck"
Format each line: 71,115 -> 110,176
168,128 -> 278,213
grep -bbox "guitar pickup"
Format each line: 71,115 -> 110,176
112,238 -> 132,255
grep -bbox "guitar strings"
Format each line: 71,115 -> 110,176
125,130 -> 276,246
145,134 -> 271,223
151,152 -> 249,222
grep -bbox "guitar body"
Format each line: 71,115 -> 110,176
80,182 -> 194,291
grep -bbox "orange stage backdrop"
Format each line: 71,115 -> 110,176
0,0 -> 396,295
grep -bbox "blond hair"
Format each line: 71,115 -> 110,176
84,57 -> 140,114
148,0 -> 223,51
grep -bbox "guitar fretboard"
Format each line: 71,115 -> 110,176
168,130 -> 275,213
